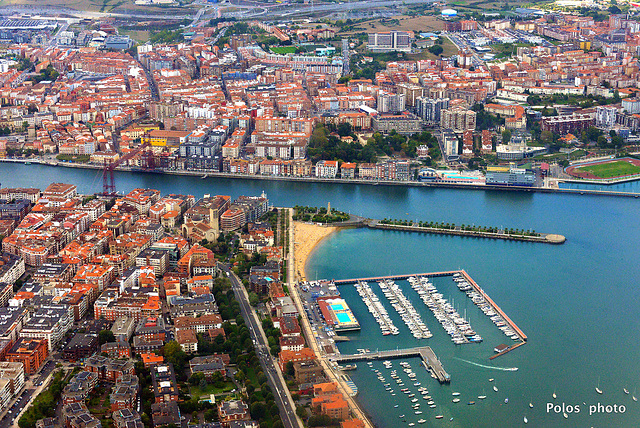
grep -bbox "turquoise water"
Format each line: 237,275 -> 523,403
2,163 -> 640,427
331,304 -> 345,311
560,179 -> 640,193
336,312 -> 351,323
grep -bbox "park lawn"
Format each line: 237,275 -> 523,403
189,381 -> 236,400
406,37 -> 457,61
57,154 -> 90,163
577,160 -> 640,178
270,46 -> 297,54
118,28 -> 151,43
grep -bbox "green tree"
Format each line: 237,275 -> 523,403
428,45 -> 443,56
250,402 -> 266,420
248,292 -> 259,306
163,341 -> 187,374
502,129 -> 512,144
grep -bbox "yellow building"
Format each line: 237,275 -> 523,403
142,130 -> 190,147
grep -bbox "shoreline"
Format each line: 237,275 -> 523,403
292,221 -> 338,281
3,158 -> 640,198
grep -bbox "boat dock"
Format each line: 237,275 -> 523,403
334,271 -> 460,285
458,270 -> 527,342
329,346 -> 450,383
332,270 -> 527,359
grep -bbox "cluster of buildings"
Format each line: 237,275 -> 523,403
0,183 -> 279,424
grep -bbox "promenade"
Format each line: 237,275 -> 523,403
368,220 -> 566,244
4,158 -> 640,198
287,208 -> 375,428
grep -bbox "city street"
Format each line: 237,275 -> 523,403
221,265 -> 303,428
0,359 -> 57,428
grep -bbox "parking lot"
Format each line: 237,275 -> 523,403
296,280 -> 342,354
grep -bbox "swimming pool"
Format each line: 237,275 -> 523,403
336,312 -> 352,323
331,304 -> 345,311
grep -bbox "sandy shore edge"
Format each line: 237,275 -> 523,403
293,221 -> 338,281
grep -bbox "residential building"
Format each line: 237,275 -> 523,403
372,113 -> 422,134
189,355 -> 227,379
176,329 -> 198,353
315,160 -> 338,178
5,338 -> 48,374
151,401 -> 181,428
151,364 -> 179,403
217,400 -> 250,424
62,334 -> 98,362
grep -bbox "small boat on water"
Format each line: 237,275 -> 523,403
493,385 -> 498,392
452,392 -> 460,396
529,402 -> 533,408
399,415 -> 405,418
408,424 -> 415,427
563,412 -> 568,419
504,398 -> 509,404
624,388 -> 629,395
524,416 -> 528,424
435,415 -> 443,419
452,398 -> 460,403
552,391 -> 557,399
394,405 -> 398,408
418,419 -> 426,424
415,411 -> 423,415
478,395 -> 486,400
489,378 -> 494,382
468,401 -> 475,405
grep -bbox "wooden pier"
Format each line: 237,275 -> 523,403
329,346 -> 450,383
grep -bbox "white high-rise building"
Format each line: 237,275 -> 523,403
595,106 -> 618,129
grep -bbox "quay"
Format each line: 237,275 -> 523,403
334,271 -> 461,285
3,159 -> 640,199
329,346 -> 451,384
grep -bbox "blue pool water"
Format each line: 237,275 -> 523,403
336,312 -> 352,323
331,303 -> 345,311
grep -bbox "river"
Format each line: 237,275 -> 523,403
2,163 -> 640,427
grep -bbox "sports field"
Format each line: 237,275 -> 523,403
568,158 -> 640,179
270,46 -> 297,54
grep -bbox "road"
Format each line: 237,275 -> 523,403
287,208 -> 374,427
0,359 -> 58,428
221,265 -> 303,428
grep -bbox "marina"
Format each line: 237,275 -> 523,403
378,279 -> 432,339
409,276 -> 481,345
354,281 -> 399,336
330,346 -> 451,384
333,270 -> 527,357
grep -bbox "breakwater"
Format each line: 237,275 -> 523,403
368,221 -> 566,244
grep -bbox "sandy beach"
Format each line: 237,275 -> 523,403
293,221 -> 338,281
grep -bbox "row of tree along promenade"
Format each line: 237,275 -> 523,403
366,219 -> 566,244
